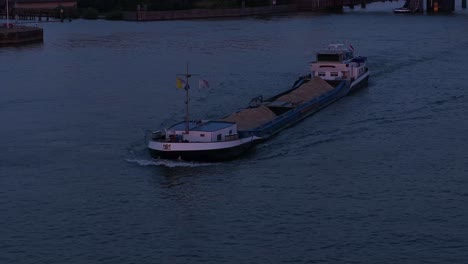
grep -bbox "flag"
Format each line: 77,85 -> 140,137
198,79 -> 210,89
176,77 -> 186,89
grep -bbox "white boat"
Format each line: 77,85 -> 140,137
147,44 -> 369,162
393,7 -> 414,13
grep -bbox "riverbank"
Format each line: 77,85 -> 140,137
123,5 -> 297,21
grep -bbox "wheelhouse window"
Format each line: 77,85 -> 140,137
317,54 -> 341,62
331,72 -> 338,77
318,72 -> 326,77
217,134 -> 222,141
200,134 -> 205,137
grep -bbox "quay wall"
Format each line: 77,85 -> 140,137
123,5 -> 299,21
296,0 -> 345,10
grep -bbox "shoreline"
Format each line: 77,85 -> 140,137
122,5 -> 300,21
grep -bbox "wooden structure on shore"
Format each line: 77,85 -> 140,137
123,0 -> 465,21
12,0 -> 76,9
426,0 -> 456,12
297,0 -> 462,12
0,8 -> 71,20
124,5 -> 297,21
0,0 -> 76,21
295,0 -> 346,10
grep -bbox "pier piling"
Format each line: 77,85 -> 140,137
463,0 -> 467,8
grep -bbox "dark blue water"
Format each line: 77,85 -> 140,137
2,2 -> 468,263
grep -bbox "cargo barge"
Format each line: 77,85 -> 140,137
147,44 -> 369,162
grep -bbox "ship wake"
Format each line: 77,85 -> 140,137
126,158 -> 215,168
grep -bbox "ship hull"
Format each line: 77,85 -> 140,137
250,80 -> 348,139
147,47 -> 370,162
349,70 -> 370,93
147,77 -> 368,162
147,80 -> 349,162
148,137 -> 262,162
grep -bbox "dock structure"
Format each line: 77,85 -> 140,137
294,0 -> 346,10
297,0 -> 460,12
426,0 -> 455,12
409,0 -> 424,12
124,5 -> 297,21
0,25 -> 43,45
0,0 -> 77,21
126,0 -> 463,21
0,8 -> 74,21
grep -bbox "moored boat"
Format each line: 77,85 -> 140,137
393,7 -> 413,13
147,44 -> 369,162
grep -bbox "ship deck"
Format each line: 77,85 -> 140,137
221,77 -> 335,131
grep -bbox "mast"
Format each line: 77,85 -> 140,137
184,63 -> 191,133
177,62 -> 198,134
